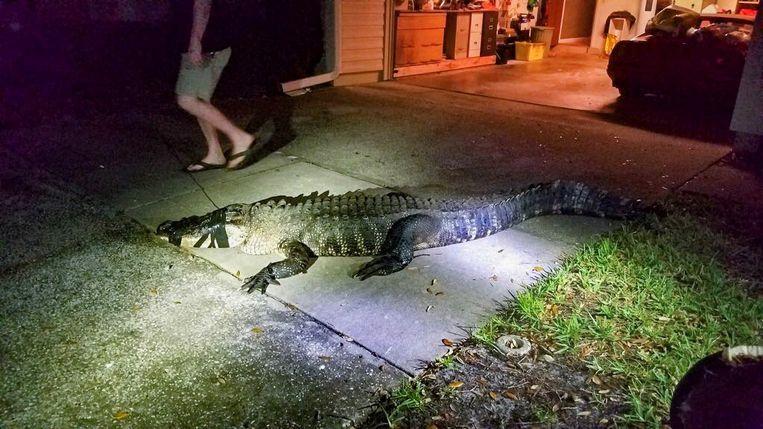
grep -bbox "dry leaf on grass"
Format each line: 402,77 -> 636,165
114,411 -> 129,421
448,380 -> 464,389
502,390 -> 519,400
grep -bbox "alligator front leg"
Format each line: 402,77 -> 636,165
354,214 -> 441,280
242,240 -> 317,294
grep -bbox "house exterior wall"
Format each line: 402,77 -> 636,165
335,0 -> 386,85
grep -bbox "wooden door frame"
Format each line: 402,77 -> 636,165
384,0 -> 396,80
545,0 -> 565,46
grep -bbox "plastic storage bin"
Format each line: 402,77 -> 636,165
515,42 -> 545,61
530,26 -> 554,58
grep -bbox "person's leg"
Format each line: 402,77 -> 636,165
183,117 -> 226,171
176,48 -> 257,170
177,95 -> 255,168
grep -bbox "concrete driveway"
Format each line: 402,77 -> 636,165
399,50 -> 619,112
8,80 -> 729,368
1,77 -> 733,426
396,50 -> 737,144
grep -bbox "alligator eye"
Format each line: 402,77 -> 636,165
157,220 -> 174,236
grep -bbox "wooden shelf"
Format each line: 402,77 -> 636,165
393,55 -> 495,77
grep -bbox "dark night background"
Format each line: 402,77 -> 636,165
0,0 -> 324,127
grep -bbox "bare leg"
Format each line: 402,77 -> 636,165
177,95 -> 256,168
182,118 -> 227,171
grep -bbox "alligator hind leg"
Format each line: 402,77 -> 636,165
242,240 -> 317,294
354,214 -> 441,280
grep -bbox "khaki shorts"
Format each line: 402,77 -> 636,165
175,47 -> 231,101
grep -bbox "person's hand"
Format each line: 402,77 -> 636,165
188,39 -> 203,66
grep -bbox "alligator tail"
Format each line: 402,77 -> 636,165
442,181 -> 640,245
504,180 -> 640,225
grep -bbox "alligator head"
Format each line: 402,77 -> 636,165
156,204 -> 248,249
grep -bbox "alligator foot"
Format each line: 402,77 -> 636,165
353,254 -> 409,280
241,269 -> 281,294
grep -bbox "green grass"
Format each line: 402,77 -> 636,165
473,207 -> 763,425
530,404 -> 558,424
434,354 -> 458,370
386,379 -> 429,427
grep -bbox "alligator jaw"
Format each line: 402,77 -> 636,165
156,207 -> 241,249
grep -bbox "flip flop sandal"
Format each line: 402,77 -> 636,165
226,141 -> 261,171
183,161 -> 226,173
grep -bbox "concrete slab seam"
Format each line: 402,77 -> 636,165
674,156 -> 728,193
157,136 -> 220,210
263,292 -> 415,378
167,242 -> 414,377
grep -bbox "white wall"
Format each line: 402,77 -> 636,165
731,5 -> 763,136
589,0 -> 639,51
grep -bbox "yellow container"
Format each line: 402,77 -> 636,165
515,42 -> 545,61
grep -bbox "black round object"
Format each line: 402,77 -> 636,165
670,348 -> 763,429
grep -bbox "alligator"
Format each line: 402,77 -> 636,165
156,181 -> 639,294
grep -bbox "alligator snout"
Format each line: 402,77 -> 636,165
156,220 -> 182,246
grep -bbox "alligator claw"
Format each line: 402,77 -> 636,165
241,269 -> 279,294
354,254 -> 406,280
